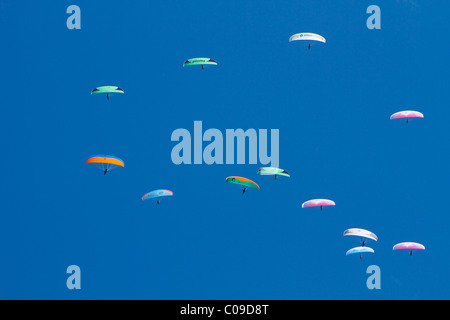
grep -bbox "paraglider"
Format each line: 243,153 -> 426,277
343,228 -> 378,247
301,199 -> 335,211
390,110 -> 423,124
257,167 -> 290,180
142,189 -> 173,205
346,246 -> 374,260
393,242 -> 425,256
86,155 -> 124,175
225,176 -> 259,195
183,58 -> 217,70
289,32 -> 326,50
91,86 -> 124,101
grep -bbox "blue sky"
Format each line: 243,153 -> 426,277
0,0 -> 449,299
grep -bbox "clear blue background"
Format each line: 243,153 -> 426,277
0,0 -> 449,299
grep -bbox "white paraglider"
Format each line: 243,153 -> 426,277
343,228 -> 378,247
289,32 -> 326,50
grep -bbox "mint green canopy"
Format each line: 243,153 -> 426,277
257,167 -> 290,179
183,58 -> 217,69
91,86 -> 124,100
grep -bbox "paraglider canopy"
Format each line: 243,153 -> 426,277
390,110 -> 423,123
142,189 -> 173,200
225,176 -> 259,194
142,190 -> 173,204
257,167 -> 290,179
289,33 -> 326,50
183,58 -> 217,69
301,199 -> 335,210
343,228 -> 378,246
289,32 -> 326,43
346,246 -> 374,259
91,86 -> 124,101
86,155 -> 124,175
91,86 -> 124,95
393,242 -> 425,256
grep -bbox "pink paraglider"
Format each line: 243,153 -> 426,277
390,110 -> 423,124
393,242 -> 425,256
301,199 -> 335,211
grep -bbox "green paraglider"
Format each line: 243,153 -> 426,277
91,86 -> 124,101
183,58 -> 217,70
257,167 -> 290,180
